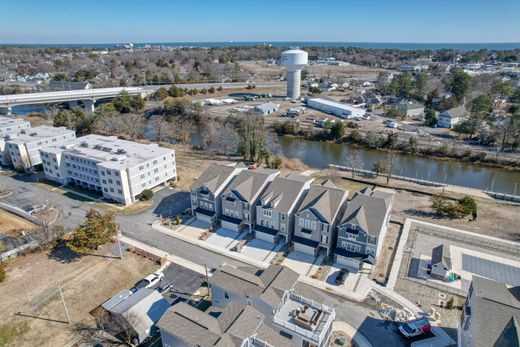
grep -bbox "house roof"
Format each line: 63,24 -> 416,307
253,102 -> 278,112
441,105 -> 466,118
223,168 -> 278,203
431,244 -> 451,269
470,276 -> 520,347
191,164 -> 239,195
211,264 -> 265,298
297,182 -> 348,224
257,174 -> 313,214
339,188 -> 393,237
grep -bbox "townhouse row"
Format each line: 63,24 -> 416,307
190,164 -> 394,270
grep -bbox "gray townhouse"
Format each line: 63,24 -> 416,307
166,264 -> 335,347
334,188 -> 393,271
190,164 -> 246,227
459,276 -> 520,347
292,180 -> 348,256
220,168 -> 279,232
253,173 -> 314,244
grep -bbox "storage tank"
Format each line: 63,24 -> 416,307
281,49 -> 308,99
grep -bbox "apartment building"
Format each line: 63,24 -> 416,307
0,116 -> 30,137
190,164 -> 246,227
254,173 -> 314,244
39,134 -> 176,205
220,168 -> 279,232
334,188 -> 393,271
0,126 -> 76,170
156,264 -> 335,347
293,180 -> 348,256
459,276 -> 520,347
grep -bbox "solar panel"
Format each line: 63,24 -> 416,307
462,254 -> 520,286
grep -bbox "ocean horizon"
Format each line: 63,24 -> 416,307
1,41 -> 520,51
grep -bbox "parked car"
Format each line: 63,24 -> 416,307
398,318 -> 431,338
335,269 -> 349,285
132,271 -> 164,292
156,281 -> 173,293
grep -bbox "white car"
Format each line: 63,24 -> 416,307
133,271 -> 164,291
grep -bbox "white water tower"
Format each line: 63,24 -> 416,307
281,48 -> 308,99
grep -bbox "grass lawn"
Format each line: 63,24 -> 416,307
91,199 -> 153,216
0,322 -> 29,347
0,170 -> 16,177
312,174 -> 372,198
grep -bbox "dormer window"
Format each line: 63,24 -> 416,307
263,210 -> 272,217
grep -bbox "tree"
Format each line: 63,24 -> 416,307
491,80 -> 514,101
466,94 -> 493,136
413,73 -> 429,100
173,117 -> 194,148
329,121 -> 345,140
53,109 -> 92,135
408,136 -> 418,153
152,115 -> 176,143
372,160 -> 388,175
424,109 -> 437,127
345,149 -> 364,178
140,189 -> 154,201
449,67 -> 471,103
385,131 -> 399,149
349,129 -> 362,143
113,90 -> 134,113
389,71 -> 414,98
430,193 -> 451,216
68,209 -> 117,254
458,196 -> 477,219
268,156 -> 283,169
201,119 -> 220,153
384,150 -> 400,183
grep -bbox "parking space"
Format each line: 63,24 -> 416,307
206,228 -> 246,250
325,265 -> 361,292
282,251 -> 318,276
241,238 -> 283,263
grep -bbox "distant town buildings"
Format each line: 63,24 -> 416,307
39,134 -> 176,205
48,80 -> 92,91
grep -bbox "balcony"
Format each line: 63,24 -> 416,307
273,291 -> 335,344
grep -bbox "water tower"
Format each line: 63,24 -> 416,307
281,48 -> 308,99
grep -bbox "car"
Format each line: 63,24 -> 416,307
131,271 -> 164,292
398,318 -> 431,338
156,281 -> 173,293
335,269 -> 349,285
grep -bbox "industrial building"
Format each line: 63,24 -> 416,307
0,126 -> 76,170
39,134 -> 176,205
281,49 -> 308,99
247,101 -> 279,116
0,116 -> 31,137
307,98 -> 366,119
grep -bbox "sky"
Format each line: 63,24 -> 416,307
0,0 -> 519,44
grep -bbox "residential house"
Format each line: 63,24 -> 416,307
397,102 -> 425,118
335,188 -> 394,271
190,164 -> 246,227
108,288 -> 170,345
293,180 -> 348,256
48,80 -> 91,91
207,264 -> 335,347
254,174 -> 314,244
362,92 -> 382,107
459,276 -> 520,347
437,106 -> 466,128
247,102 -> 279,116
220,168 -> 279,232
430,245 -> 452,282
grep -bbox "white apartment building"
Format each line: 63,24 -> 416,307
39,134 -> 176,205
0,116 -> 31,137
0,126 -> 76,170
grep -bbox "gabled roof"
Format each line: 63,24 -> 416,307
297,182 -> 348,224
431,244 -> 451,269
257,174 -> 313,213
191,164 -> 238,195
223,168 -> 278,203
470,276 -> 520,347
339,188 -> 394,237
441,105 -> 466,118
211,264 -> 265,297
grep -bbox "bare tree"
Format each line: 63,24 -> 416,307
201,119 -> 220,154
173,117 -> 194,149
152,115 -> 176,143
119,114 -> 146,139
215,123 -> 240,157
345,149 -> 364,178
384,150 -> 401,184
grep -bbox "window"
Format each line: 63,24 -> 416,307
321,235 -> 327,243
116,180 -> 121,186
279,331 -> 293,340
347,232 -> 356,240
281,224 -> 285,232
304,219 -> 310,229
118,189 -> 123,194
108,179 -> 113,184
281,213 -> 286,221
110,188 -> 114,192
102,179 -> 106,184
311,221 -> 317,230
115,172 -> 119,177
224,292 -> 229,299
139,165 -> 144,170
263,210 -> 272,217
299,218 -> 304,227
322,224 -> 328,232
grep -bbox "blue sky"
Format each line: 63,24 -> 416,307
0,0 -> 519,44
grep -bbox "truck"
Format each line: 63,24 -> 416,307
398,318 -> 431,338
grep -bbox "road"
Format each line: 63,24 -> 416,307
1,174 -> 405,346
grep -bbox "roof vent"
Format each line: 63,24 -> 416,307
29,132 -> 37,136
80,141 -> 88,147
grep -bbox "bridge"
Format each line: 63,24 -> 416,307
0,81 -> 286,115
0,87 -> 153,115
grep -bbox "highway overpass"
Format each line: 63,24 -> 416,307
0,81 -> 286,115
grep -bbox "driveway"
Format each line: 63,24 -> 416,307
241,238 -> 282,263
282,251 -> 318,276
206,228 -> 246,250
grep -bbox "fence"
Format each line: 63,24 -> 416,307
0,236 -> 39,262
329,164 -> 520,202
0,202 -> 45,226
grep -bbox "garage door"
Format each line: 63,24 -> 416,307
255,231 -> 275,244
221,220 -> 239,232
294,242 -> 316,256
335,255 -> 360,271
196,213 -> 212,225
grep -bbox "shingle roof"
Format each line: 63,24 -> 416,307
191,164 -> 238,194
297,183 -> 348,224
211,265 -> 265,297
470,276 -> 520,347
339,188 -> 393,237
441,105 -> 466,118
431,244 -> 451,269
223,169 -> 278,203
257,174 -> 313,214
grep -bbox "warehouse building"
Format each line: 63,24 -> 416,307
307,98 -> 366,119
39,134 -> 176,205
0,126 -> 76,170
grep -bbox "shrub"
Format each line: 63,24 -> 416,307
446,297 -> 454,309
140,189 -> 154,201
0,264 -> 5,283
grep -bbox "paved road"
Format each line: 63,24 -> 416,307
1,176 -> 405,346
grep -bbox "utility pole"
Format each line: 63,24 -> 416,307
117,229 -> 123,259
58,284 -> 71,324
491,177 -> 495,192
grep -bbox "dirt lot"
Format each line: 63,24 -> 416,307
0,209 -> 36,237
0,245 -> 158,347
370,222 -> 401,285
